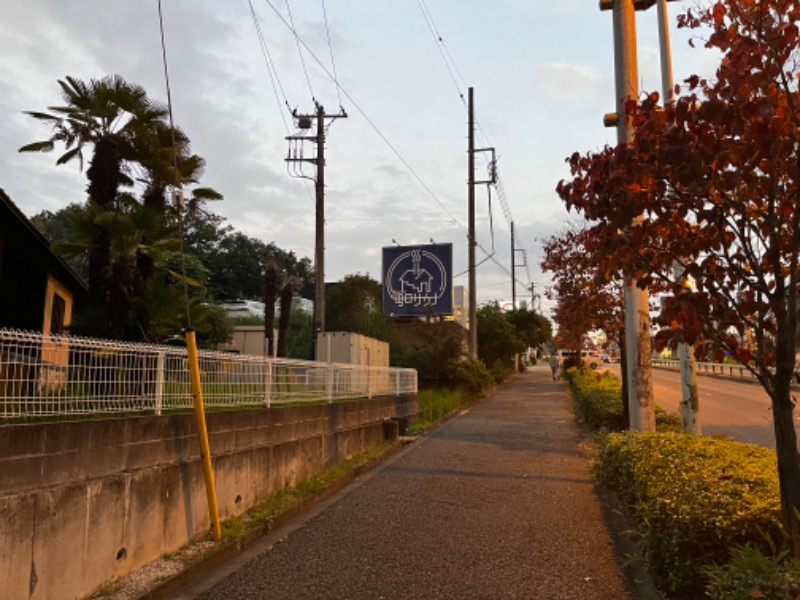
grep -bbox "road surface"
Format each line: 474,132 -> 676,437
605,364 -> 780,449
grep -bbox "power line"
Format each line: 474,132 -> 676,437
413,3 -> 534,295
247,0 -> 291,134
283,0 -> 315,103
259,0 -> 507,272
417,0 -> 465,105
321,0 -> 343,109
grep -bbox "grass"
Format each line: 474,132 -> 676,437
413,387 -> 473,432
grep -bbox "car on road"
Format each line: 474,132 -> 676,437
556,349 -> 600,370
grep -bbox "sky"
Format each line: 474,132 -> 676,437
0,0 -> 720,316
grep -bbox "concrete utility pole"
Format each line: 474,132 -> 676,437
467,87 -> 478,359
466,88 -> 496,359
511,221 -> 516,307
655,0 -> 700,433
601,0 -> 655,431
286,104 -> 346,354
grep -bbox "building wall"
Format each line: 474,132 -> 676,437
0,394 -> 417,600
315,332 -> 390,367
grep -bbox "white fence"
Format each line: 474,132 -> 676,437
0,329 -> 417,420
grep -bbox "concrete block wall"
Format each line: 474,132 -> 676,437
0,393 -> 417,600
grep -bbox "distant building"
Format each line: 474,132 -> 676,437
451,285 -> 469,329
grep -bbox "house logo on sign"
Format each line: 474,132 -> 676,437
382,243 -> 453,316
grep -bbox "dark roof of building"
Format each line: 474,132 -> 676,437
0,187 -> 88,294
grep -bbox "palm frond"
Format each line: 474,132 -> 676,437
22,111 -> 62,124
18,140 -> 55,153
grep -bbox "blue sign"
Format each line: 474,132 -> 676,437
382,243 -> 453,316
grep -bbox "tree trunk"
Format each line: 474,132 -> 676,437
86,137 -> 122,307
771,382 -> 800,554
277,281 -> 293,358
86,138 -> 122,208
263,261 -> 278,357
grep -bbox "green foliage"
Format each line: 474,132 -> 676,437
285,306 -> 313,360
417,387 -> 470,427
489,358 -> 513,384
506,308 -> 553,349
194,303 -> 232,349
325,274 -> 391,340
477,303 -> 526,371
201,232 -> 312,302
563,367 -> 626,431
564,367 -> 683,433
595,432 -> 783,598
392,321 -> 464,385
704,542 -> 800,600
452,358 -> 494,395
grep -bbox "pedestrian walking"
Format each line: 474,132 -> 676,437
549,355 -> 560,381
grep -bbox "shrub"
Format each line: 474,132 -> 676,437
453,358 -> 494,396
563,367 -> 626,431
704,543 -> 800,599
489,358 -> 513,384
595,432 -> 783,598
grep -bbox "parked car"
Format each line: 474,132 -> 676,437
222,299 -> 266,318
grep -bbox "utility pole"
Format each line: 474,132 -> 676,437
655,0 -> 699,433
466,88 -> 496,359
286,103 -> 346,357
511,221 -> 517,307
601,0 -> 655,431
467,87 -> 478,359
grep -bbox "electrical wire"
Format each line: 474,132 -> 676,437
417,0 -> 465,105
156,0 -> 192,329
414,1 -> 534,294
248,0 -> 315,204
321,0 -> 343,109
248,0 -> 291,134
283,0 -> 315,103
259,0 -> 511,281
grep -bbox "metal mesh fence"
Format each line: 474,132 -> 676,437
0,329 -> 417,419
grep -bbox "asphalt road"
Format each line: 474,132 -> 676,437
605,364 -> 779,449
175,367 -> 638,600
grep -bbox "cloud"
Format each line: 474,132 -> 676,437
535,62 -> 607,96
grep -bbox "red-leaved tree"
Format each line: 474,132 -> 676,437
556,0 -> 800,551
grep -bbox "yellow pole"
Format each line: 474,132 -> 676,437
186,329 -> 222,541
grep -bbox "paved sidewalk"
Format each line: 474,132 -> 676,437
183,366 -> 637,599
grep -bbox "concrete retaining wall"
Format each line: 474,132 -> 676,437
0,394 -> 417,600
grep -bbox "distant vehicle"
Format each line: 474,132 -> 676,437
600,353 -> 610,363
222,297 -> 314,319
222,299 -> 265,318
556,349 -> 600,370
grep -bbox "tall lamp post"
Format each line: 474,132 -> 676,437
600,0 -> 681,431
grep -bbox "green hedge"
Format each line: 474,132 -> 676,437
563,367 -> 626,431
595,432 -> 783,598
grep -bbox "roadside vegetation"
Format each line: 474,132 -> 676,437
565,367 -> 796,599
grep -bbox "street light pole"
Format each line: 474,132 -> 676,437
655,0 -> 700,433
604,0 -> 656,431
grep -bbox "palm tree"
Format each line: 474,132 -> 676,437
20,75 -> 167,303
52,193 -> 181,340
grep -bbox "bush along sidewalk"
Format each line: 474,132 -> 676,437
565,366 -> 791,599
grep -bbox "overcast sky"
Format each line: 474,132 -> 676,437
1,1 -> 718,313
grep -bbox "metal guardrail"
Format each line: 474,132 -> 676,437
652,358 -> 760,381
0,329 -> 417,420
